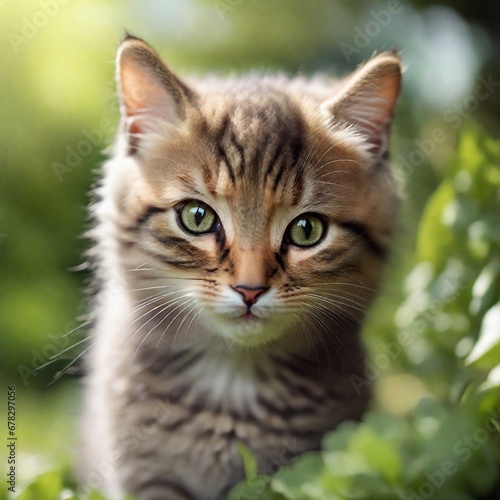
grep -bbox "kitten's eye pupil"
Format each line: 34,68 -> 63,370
287,214 -> 325,247
298,218 -> 313,240
193,206 -> 205,227
179,200 -> 218,234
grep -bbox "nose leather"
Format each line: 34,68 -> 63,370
231,285 -> 269,307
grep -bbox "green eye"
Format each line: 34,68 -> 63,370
288,214 -> 325,247
179,200 -> 218,234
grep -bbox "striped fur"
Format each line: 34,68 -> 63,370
81,35 -> 401,499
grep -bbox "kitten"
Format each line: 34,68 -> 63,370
81,35 -> 401,500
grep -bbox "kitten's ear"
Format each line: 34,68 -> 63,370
323,50 -> 402,157
116,35 -> 195,152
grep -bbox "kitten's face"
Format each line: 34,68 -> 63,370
112,37 -> 401,348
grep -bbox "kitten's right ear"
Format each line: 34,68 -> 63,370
322,50 -> 402,159
116,35 -> 195,152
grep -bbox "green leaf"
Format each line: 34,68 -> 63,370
347,427 -> 401,484
469,258 -> 500,317
478,365 -> 500,392
18,471 -> 63,500
272,454 -> 326,499
466,303 -> 500,367
228,475 -> 276,500
322,450 -> 372,478
417,181 -> 455,268
236,442 -> 258,480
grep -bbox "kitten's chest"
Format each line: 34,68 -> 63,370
111,343 -> 368,499
134,348 -> 279,416
127,344 -> 361,436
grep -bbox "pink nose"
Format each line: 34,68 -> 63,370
231,285 -> 269,307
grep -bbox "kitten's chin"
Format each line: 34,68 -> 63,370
209,313 -> 288,348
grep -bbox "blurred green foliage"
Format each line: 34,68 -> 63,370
397,125 -> 500,394
231,401 -> 499,499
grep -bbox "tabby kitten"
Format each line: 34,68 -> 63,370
81,35 -> 401,500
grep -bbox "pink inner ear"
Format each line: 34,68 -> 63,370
324,55 -> 401,157
366,77 -> 400,154
120,62 -> 151,137
119,60 -> 178,133
337,70 -> 400,156
128,119 -> 143,137
369,75 -> 400,127
120,62 -> 158,117
357,86 -> 397,153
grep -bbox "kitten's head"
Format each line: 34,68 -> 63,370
107,35 -> 401,348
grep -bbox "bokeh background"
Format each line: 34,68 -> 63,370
1,0 -> 499,497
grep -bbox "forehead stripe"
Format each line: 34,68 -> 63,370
229,129 -> 246,175
135,205 -> 168,227
214,115 -> 236,184
272,160 -> 286,191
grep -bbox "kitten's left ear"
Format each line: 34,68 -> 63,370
116,34 -> 196,152
323,50 -> 402,158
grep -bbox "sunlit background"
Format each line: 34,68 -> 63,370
1,0 -> 499,496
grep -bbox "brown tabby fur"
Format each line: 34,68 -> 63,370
81,35 -> 402,499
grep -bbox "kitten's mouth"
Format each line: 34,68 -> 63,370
207,307 -> 289,348
240,311 -> 259,321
